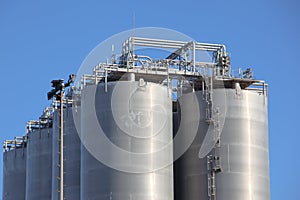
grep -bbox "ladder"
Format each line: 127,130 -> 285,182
203,69 -> 222,200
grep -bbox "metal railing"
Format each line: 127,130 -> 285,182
3,136 -> 27,152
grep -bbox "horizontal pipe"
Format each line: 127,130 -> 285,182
132,37 -> 225,51
133,37 -> 225,48
134,41 -> 221,50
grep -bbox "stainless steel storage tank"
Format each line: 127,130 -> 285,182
81,80 -> 173,200
52,105 -> 81,200
26,127 -> 53,200
174,86 -> 270,200
2,141 -> 26,200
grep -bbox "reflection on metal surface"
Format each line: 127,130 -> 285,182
2,140 -> 26,200
52,106 -> 81,200
174,89 -> 270,200
26,128 -> 53,200
81,81 -> 173,200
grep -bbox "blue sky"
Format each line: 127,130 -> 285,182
0,0 -> 299,199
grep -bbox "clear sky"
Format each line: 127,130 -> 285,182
0,0 -> 299,199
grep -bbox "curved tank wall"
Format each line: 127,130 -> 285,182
81,80 -> 173,200
2,147 -> 26,200
25,128 -> 52,200
174,88 -> 270,200
52,106 -> 81,200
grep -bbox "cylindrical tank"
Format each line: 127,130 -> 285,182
52,106 -> 81,200
174,88 -> 270,200
26,128 -> 53,200
2,146 -> 26,200
81,80 -> 173,200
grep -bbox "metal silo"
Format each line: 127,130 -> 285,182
52,105 -> 81,200
174,83 -> 270,200
25,108 -> 53,200
81,79 -> 173,200
2,138 -> 27,200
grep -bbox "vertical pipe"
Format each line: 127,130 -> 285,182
105,70 -> 108,92
95,73 -> 98,85
167,62 -> 170,97
60,89 -> 64,200
193,42 -> 196,73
